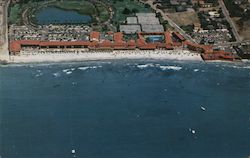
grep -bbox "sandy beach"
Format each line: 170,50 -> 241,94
8,49 -> 203,63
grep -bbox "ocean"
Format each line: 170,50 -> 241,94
0,60 -> 250,158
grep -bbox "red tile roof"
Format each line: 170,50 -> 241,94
99,40 -> 112,48
139,43 -> 157,50
186,41 -> 213,53
39,41 -> 92,46
201,51 -> 236,61
166,44 -> 174,50
90,31 -> 100,41
164,32 -> 173,45
172,32 -> 185,41
9,41 -> 22,53
113,32 -> 124,43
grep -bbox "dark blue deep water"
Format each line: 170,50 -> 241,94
0,60 -> 250,158
36,7 -> 92,25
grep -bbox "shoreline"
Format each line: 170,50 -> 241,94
7,49 -> 203,64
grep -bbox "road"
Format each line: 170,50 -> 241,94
0,0 -> 10,60
218,0 -> 242,42
139,0 -> 197,43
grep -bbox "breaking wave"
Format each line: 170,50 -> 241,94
221,64 -> 250,69
53,72 -> 61,77
62,68 -> 75,73
65,71 -> 72,75
158,66 -> 182,71
232,65 -> 250,69
193,69 -> 199,72
136,63 -> 182,71
77,66 -> 102,71
136,64 -> 154,69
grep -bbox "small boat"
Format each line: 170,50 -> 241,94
189,128 -> 196,134
201,106 -> 206,111
71,149 -> 76,154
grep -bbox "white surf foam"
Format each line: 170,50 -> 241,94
66,71 -> 72,75
223,65 -> 250,69
78,66 -> 102,71
136,64 -> 182,71
78,67 -> 89,70
62,69 -> 71,73
136,63 -> 154,69
193,69 -> 199,72
35,73 -> 43,77
159,66 -> 182,71
53,72 -> 61,77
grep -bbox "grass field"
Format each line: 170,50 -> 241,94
168,11 -> 199,26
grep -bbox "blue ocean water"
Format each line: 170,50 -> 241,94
36,7 -> 92,25
0,60 -> 250,158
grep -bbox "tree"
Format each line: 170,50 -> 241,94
144,4 -> 150,8
131,8 -> 139,14
122,8 -> 131,14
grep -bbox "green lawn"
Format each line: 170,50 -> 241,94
9,4 -> 22,24
52,1 -> 96,16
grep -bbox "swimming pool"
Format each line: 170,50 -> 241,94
146,35 -> 164,43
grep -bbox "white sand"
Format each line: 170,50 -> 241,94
0,42 -> 9,61
9,49 -> 203,63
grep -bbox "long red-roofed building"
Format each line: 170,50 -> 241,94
9,31 -> 240,61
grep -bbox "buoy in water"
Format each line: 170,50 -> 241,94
71,149 -> 76,154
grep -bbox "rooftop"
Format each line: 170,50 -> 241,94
141,25 -> 164,32
90,31 -> 100,42
136,13 -> 160,25
126,17 -> 138,24
120,25 -> 141,34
